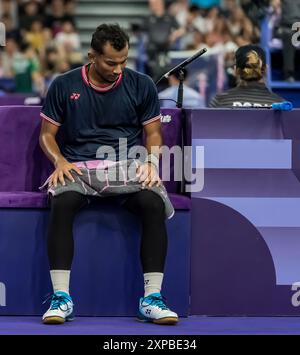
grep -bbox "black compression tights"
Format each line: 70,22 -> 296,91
47,190 -> 168,273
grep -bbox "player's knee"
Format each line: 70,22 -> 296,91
138,190 -> 165,216
51,191 -> 84,212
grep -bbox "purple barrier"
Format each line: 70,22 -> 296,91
0,94 -> 41,106
158,109 -> 183,194
188,108 -> 300,315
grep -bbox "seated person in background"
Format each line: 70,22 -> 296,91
209,44 -> 285,108
12,42 -> 45,94
142,0 -> 182,80
159,68 -> 205,108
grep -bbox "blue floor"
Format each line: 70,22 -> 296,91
1,316 -> 300,335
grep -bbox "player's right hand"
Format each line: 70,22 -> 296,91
48,158 -> 83,188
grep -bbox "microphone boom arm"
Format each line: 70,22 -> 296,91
155,47 -> 208,84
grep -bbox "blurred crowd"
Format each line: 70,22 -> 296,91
0,0 -> 297,96
0,0 -> 82,94
139,0 -> 273,81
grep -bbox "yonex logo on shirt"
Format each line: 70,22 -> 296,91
70,93 -> 81,100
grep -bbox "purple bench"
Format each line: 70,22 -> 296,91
0,106 -> 191,316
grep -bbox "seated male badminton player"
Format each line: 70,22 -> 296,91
39,23 -> 178,325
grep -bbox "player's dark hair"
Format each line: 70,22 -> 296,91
91,24 -> 130,54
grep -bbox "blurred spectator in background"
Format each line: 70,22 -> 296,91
55,58 -> 71,74
0,57 -> 4,78
240,0 -> 270,29
267,0 -> 281,46
221,0 -> 237,17
0,0 -> 82,95
55,20 -> 81,53
25,19 -> 46,54
54,20 -> 82,69
177,5 -> 204,49
12,42 -> 45,94
1,0 -> 283,98
159,68 -> 205,108
19,0 -> 44,32
169,0 -> 253,57
185,30 -> 205,50
43,47 -> 60,77
41,43 -> 70,84
168,0 -> 190,27
210,44 -> 285,107
280,0 -> 300,82
189,0 -> 221,9
1,13 -> 22,43
226,7 -> 255,43
45,0 -> 74,36
142,0 -> 183,80
0,37 -> 20,78
65,0 -> 76,16
0,0 -> 18,27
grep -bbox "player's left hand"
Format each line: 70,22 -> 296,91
136,163 -> 161,188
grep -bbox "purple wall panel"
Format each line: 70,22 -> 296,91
190,109 -> 300,315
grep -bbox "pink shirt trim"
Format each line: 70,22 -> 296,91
81,64 -> 123,92
142,114 -> 161,126
40,113 -> 61,127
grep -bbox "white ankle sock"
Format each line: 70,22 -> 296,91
50,270 -> 70,294
144,272 -> 163,297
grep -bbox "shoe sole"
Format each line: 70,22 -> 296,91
153,317 -> 178,325
43,315 -> 74,325
43,316 -> 66,324
137,315 -> 178,325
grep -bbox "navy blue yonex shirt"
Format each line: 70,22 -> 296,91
40,65 -> 161,162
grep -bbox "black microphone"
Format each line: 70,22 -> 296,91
164,47 -> 207,79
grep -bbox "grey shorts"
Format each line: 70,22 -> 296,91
39,159 -> 175,219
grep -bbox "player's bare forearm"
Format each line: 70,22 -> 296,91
140,119 -> 162,187
145,132 -> 162,158
40,134 -> 67,167
39,119 -> 67,167
143,119 -> 162,159
39,119 -> 82,187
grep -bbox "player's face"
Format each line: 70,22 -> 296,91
93,42 -> 129,84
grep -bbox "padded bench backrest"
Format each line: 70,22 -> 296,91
0,106 -> 52,192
